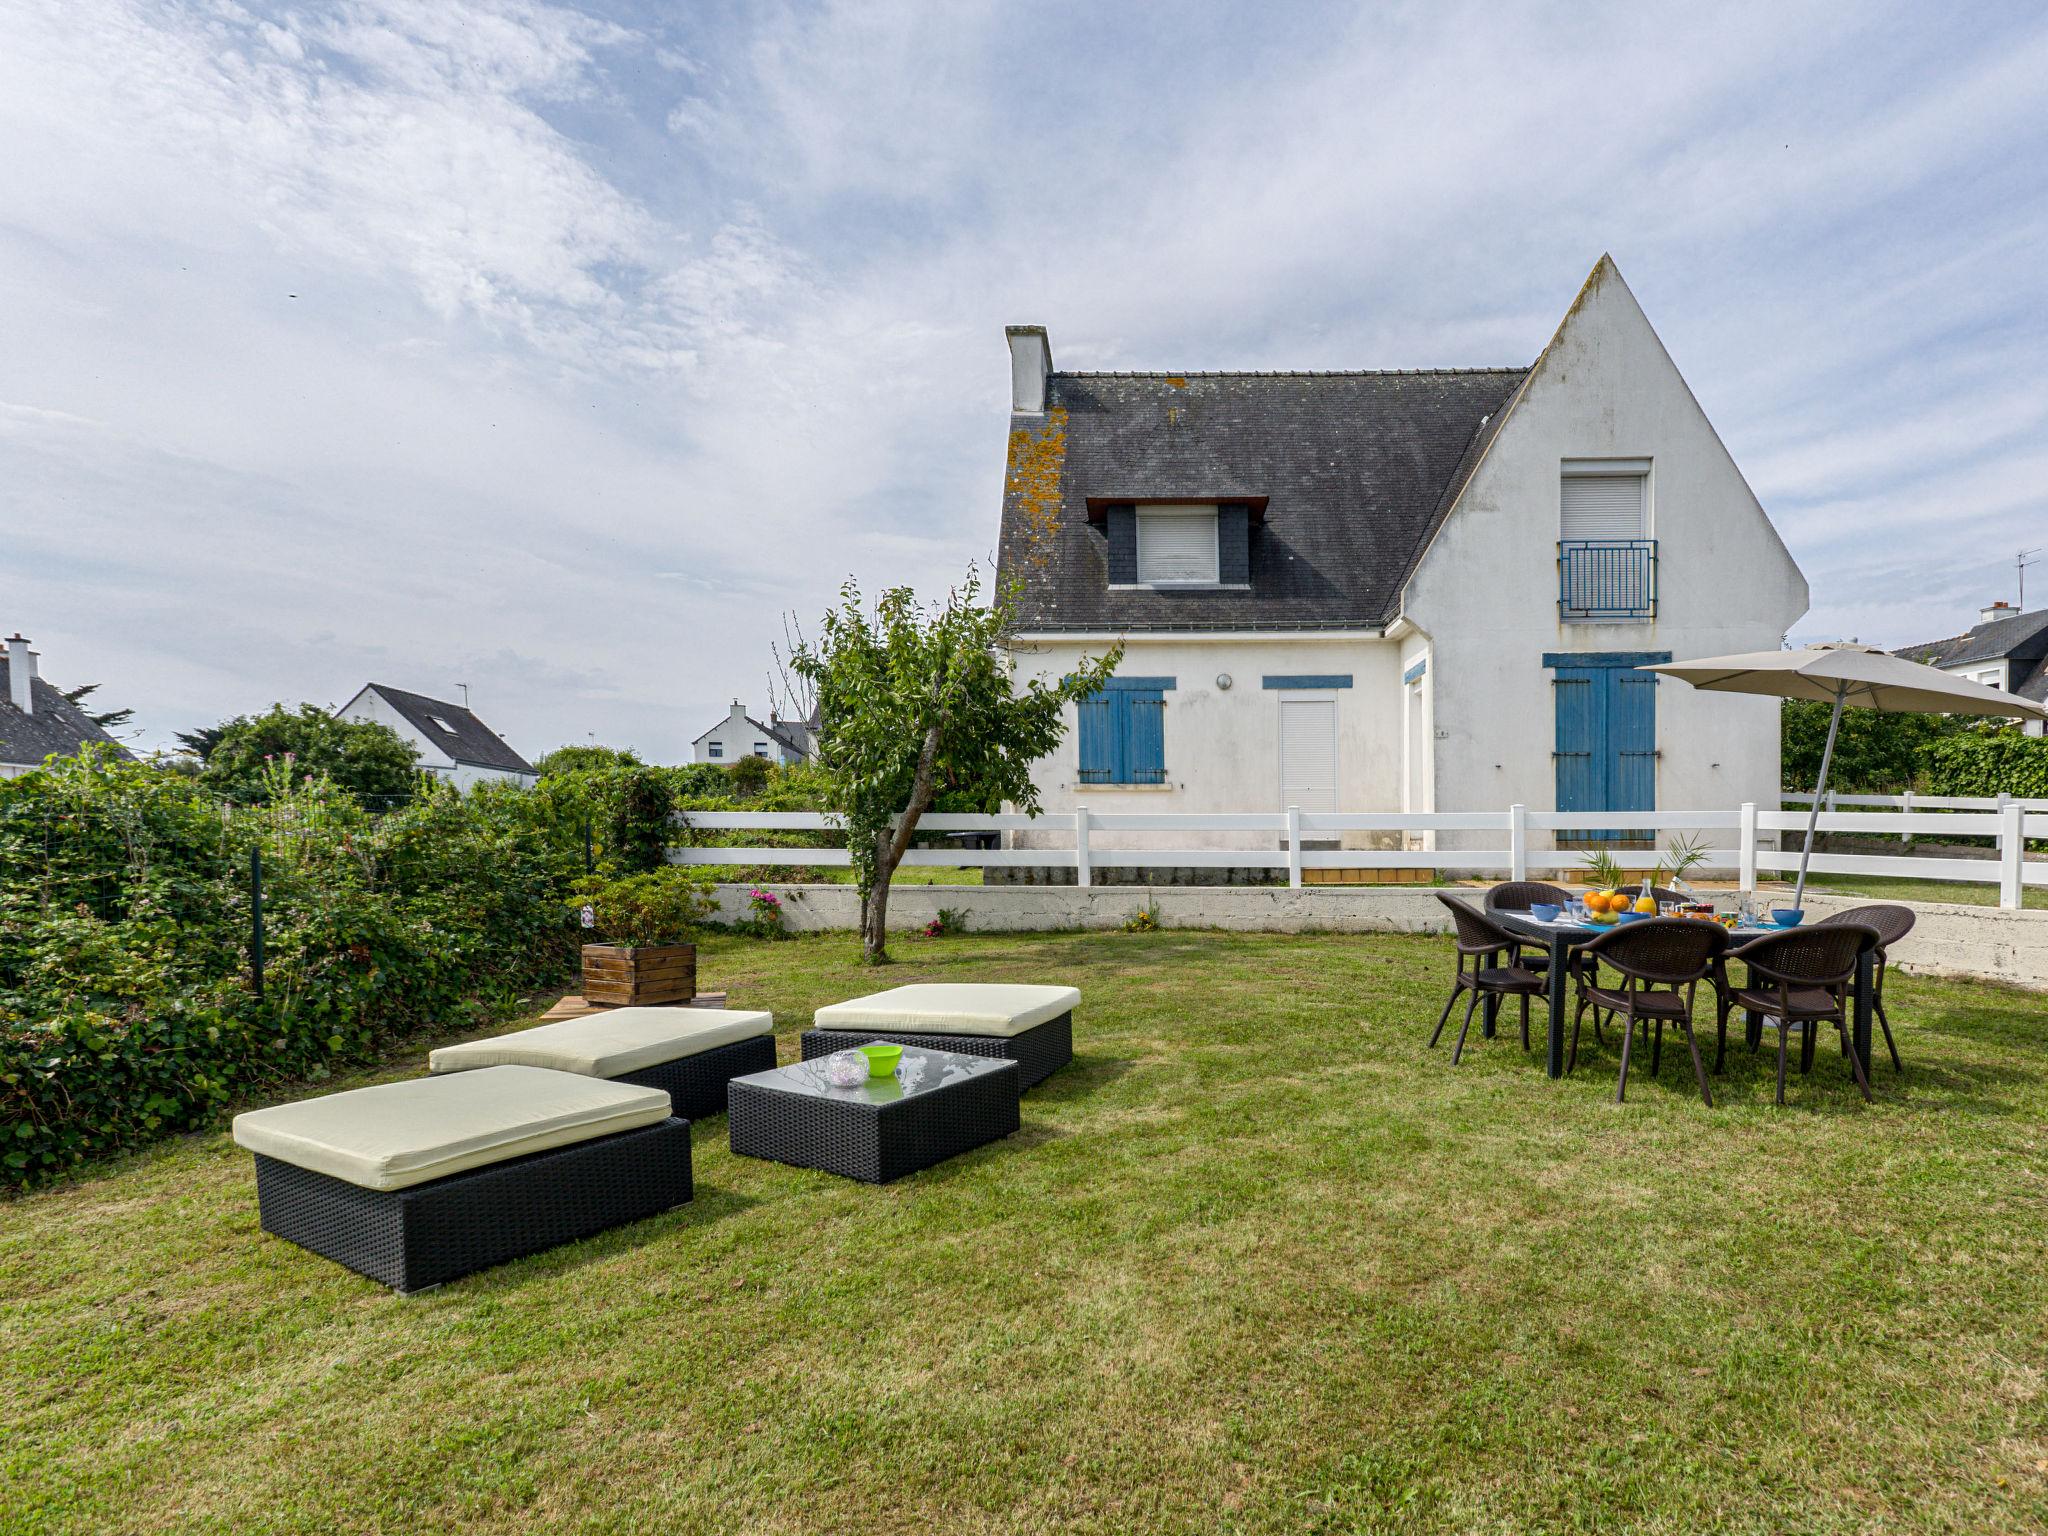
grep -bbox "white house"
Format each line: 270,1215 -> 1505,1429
691,701 -> 812,766
0,632 -> 131,778
336,684 -> 538,789
1895,603 -> 2048,736
996,256 -> 1809,858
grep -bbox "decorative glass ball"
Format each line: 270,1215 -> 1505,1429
824,1050 -> 869,1088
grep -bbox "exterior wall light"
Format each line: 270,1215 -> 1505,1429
1215,673 -> 1233,691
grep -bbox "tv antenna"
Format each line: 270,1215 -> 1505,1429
458,682 -> 470,709
2020,547 -> 2044,612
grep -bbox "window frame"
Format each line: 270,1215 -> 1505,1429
707,741 -> 724,760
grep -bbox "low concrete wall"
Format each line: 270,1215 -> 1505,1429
711,885 -> 2048,992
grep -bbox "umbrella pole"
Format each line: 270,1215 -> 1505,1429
1793,682 -> 1848,908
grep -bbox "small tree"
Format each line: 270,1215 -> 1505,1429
60,683 -> 135,730
200,705 -> 422,808
791,567 -> 1118,963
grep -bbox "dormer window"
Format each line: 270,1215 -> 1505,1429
1136,505 -> 1220,586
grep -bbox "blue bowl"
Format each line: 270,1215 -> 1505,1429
1771,908 -> 1806,927
1529,903 -> 1562,923
1615,910 -> 1651,924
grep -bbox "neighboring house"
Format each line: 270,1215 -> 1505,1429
995,255 -> 1808,857
336,684 -> 538,789
691,701 -> 812,766
0,633 -> 132,777
1894,602 -> 2048,737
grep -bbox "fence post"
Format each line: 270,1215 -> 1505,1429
250,845 -> 265,1002
1900,789 -> 1913,848
1509,803 -> 1528,881
1999,801 -> 2024,910
1286,806 -> 1303,889
1738,802 -> 1758,893
1074,804 -> 1091,889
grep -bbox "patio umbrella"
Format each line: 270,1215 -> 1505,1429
1644,644 -> 2048,906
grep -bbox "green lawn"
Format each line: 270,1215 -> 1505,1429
6,931 -> 2047,1534
1800,871 -> 2048,910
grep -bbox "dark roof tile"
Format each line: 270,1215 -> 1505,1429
997,368 -> 1527,631
364,685 -> 535,775
0,662 -> 132,768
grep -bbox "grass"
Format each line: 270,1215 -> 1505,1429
6,931 -> 2048,1534
1800,872 -> 2048,910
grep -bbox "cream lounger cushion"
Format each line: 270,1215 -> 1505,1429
231,1065 -> 672,1191
428,1007 -> 774,1079
813,983 -> 1079,1038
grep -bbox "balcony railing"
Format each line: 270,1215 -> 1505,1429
1558,539 -> 1656,620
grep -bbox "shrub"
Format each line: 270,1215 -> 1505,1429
1781,699 -> 1960,794
1924,725 -> 2048,800
199,704 -> 423,808
725,754 -> 772,798
569,868 -> 715,948
0,750 -> 577,1188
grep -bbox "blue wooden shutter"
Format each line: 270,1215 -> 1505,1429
1609,670 -> 1657,814
1078,693 -> 1118,784
1553,669 -> 1601,815
1123,690 -> 1165,783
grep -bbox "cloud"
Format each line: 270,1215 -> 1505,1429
4,0 -> 2047,761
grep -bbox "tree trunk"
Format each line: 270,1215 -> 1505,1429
860,722 -> 943,965
861,829 -> 894,962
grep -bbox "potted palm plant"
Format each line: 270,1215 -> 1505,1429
570,870 -> 713,1006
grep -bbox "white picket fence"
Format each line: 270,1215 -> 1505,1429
675,803 -> 2048,909
1784,791 -> 2048,812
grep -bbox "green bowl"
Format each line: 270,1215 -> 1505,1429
858,1044 -> 903,1079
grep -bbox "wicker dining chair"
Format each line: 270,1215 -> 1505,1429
1817,904 -> 1914,1071
1431,895 -> 1548,1064
1715,924 -> 1878,1106
1569,918 -> 1730,1105
1482,881 -> 1573,972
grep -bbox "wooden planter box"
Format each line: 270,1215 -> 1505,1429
581,943 -> 696,1007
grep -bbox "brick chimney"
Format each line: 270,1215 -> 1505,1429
6,634 -> 35,715
1005,325 -> 1051,415
1981,600 -> 2016,624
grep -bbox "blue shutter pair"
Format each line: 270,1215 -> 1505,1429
1545,652 -> 1668,839
1078,677 -> 1173,784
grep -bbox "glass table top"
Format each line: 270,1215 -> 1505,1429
735,1043 -> 1014,1107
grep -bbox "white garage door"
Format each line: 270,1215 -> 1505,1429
1280,696 -> 1338,812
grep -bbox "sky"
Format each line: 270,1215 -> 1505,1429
5,0 -> 2047,764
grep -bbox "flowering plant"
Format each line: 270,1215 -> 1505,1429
918,907 -> 965,939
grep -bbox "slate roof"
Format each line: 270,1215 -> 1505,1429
362,684 -> 536,775
0,661 -> 132,768
1892,608 -> 2048,710
755,715 -> 808,758
1893,608 -> 2048,671
997,368 -> 1528,631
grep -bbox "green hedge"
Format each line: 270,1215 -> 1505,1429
1925,726 -> 2048,800
1,751 -> 578,1188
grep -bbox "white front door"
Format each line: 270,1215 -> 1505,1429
1279,694 -> 1338,811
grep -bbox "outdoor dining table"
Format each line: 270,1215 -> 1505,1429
1489,911 -> 1880,1081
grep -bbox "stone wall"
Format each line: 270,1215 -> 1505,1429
710,884 -> 2048,992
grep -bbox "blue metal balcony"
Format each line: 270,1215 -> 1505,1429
1558,539 -> 1657,621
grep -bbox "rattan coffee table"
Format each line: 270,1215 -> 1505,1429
727,1044 -> 1021,1184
